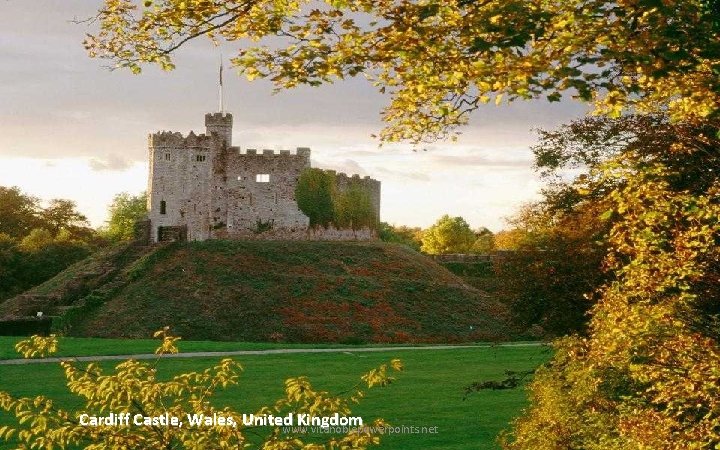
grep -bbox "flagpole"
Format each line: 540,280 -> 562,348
219,52 -> 224,113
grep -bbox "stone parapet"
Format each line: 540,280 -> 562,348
148,130 -> 216,148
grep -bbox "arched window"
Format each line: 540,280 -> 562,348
160,200 -> 166,215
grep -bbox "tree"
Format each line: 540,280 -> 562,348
378,223 -> 422,251
0,187 -> 98,300
15,228 -> 92,293
0,330 -> 403,449
296,169 -> 378,230
104,191 -> 148,240
0,186 -> 40,239
85,0 -> 719,142
0,234 -> 23,301
501,119 -> 720,448
0,229 -> 92,302
41,199 -> 91,238
470,227 -> 494,254
420,215 -> 476,255
493,201 -> 609,337
18,228 -> 55,253
492,229 -> 531,251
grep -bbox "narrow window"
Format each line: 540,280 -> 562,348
160,200 -> 167,215
196,155 -> 206,162
164,153 -> 171,161
256,174 -> 270,183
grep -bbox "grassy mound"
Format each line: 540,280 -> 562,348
67,241 -> 508,343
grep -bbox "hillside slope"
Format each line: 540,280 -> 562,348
17,241 -> 510,342
0,243 -> 157,335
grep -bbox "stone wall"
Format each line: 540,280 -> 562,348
215,226 -> 376,241
133,219 -> 151,245
429,251 -> 516,263
218,148 -> 311,235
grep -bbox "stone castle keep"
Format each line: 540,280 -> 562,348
147,112 -> 380,242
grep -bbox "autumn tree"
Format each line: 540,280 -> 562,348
470,227 -> 494,254
85,0 -> 719,142
495,114 -> 720,337
502,119 -> 720,449
492,229 -> 530,251
493,200 -> 610,337
420,215 -> 476,255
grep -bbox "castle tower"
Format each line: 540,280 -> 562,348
205,112 -> 233,146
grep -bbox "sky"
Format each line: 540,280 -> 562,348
0,1 -> 589,231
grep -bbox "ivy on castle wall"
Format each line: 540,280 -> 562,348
334,182 -> 377,231
295,168 -> 336,228
295,169 -> 378,230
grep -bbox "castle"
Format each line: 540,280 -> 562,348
146,112 -> 380,242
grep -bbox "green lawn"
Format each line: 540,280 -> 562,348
0,340 -> 549,449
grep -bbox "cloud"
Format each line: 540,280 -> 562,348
88,154 -> 134,172
338,149 -> 384,157
423,144 -> 535,170
431,154 -> 533,168
374,166 -> 431,182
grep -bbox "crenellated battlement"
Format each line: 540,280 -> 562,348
205,112 -> 233,145
148,130 -> 217,148
333,171 -> 381,186
239,147 -> 312,158
205,112 -> 233,123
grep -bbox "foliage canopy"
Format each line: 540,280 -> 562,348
378,223 -> 422,251
0,186 -> 96,301
420,215 -> 476,255
103,191 -> 148,241
86,0 -> 719,142
502,119 -> 720,449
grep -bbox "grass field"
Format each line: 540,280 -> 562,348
0,339 -> 549,449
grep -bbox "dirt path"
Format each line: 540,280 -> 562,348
0,342 -> 546,366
